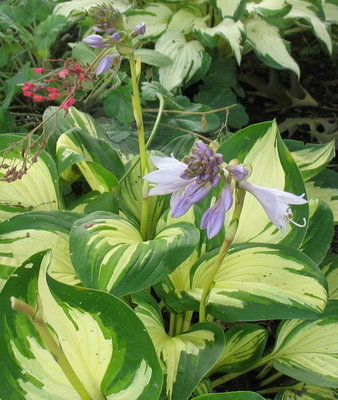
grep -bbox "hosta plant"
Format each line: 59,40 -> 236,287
1,3 -> 338,400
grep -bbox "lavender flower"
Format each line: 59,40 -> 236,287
111,32 -> 121,42
134,22 -> 146,35
200,184 -> 233,238
96,53 -> 120,75
144,142 -> 224,218
239,180 -> 307,231
83,34 -> 107,48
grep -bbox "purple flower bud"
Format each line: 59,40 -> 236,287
93,26 -> 105,32
111,32 -> 121,41
83,34 -> 107,48
230,164 -> 249,181
96,53 -> 119,75
200,184 -> 233,239
134,22 -> 146,35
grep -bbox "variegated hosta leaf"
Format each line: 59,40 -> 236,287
306,169 -> 338,224
211,324 -> 268,373
322,254 -> 338,301
161,243 -> 327,321
244,16 -> 300,77
125,3 -> 172,38
300,199 -> 334,264
285,139 -> 335,181
325,1 -> 338,23
0,135 -> 62,222
275,382 -> 338,400
286,0 -> 332,53
193,19 -> 245,64
155,31 -> 211,91
43,106 -> 106,154
68,191 -> 119,214
133,291 -> 224,400
218,120 -> 308,246
321,255 -> 338,316
0,251 -> 162,399
192,392 -> 266,400
119,153 -> 166,231
246,0 -> 291,17
216,0 -> 248,20
54,0 -> 131,17
269,317 -> 338,387
167,6 -> 203,35
70,211 -> 199,296
0,211 -> 81,289
56,129 -> 124,191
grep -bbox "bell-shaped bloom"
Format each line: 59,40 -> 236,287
171,181 -> 213,218
200,184 -> 234,238
83,34 -> 107,48
239,180 -> 307,231
96,53 -> 119,75
144,154 -> 217,218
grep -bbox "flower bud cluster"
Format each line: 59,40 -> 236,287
181,142 -> 224,186
83,5 -> 146,74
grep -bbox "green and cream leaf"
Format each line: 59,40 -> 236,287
194,19 -> 245,64
70,211 -> 199,296
125,3 -> 172,38
212,324 -> 268,373
306,169 -> 338,224
155,31 -> 211,91
0,251 -> 162,399
216,0 -> 248,20
244,16 -> 300,76
133,291 -> 224,400
54,0 -> 131,17
269,317 -> 338,387
56,130 -> 124,192
286,139 -> 335,181
276,382 -> 338,400
159,243 -> 327,321
0,135 -> 62,222
286,0 -> 332,53
0,211 -> 81,289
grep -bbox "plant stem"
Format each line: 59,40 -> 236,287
11,297 -> 92,400
175,313 -> 184,336
256,362 -> 273,379
199,188 -> 246,322
259,371 -> 284,387
169,313 -> 176,337
258,383 -> 299,395
128,53 -> 149,239
182,311 -> 193,332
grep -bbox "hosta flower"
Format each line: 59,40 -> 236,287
239,180 -> 307,231
200,184 -> 233,239
83,34 -> 108,48
96,53 -> 120,75
144,142 -> 224,218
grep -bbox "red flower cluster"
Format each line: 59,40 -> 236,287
22,59 -> 93,112
22,82 -> 61,102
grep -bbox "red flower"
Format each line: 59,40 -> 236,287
34,68 -> 46,73
22,91 -> 33,97
46,86 -> 59,93
32,94 -> 47,102
58,69 -> 70,79
61,97 -> 75,110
